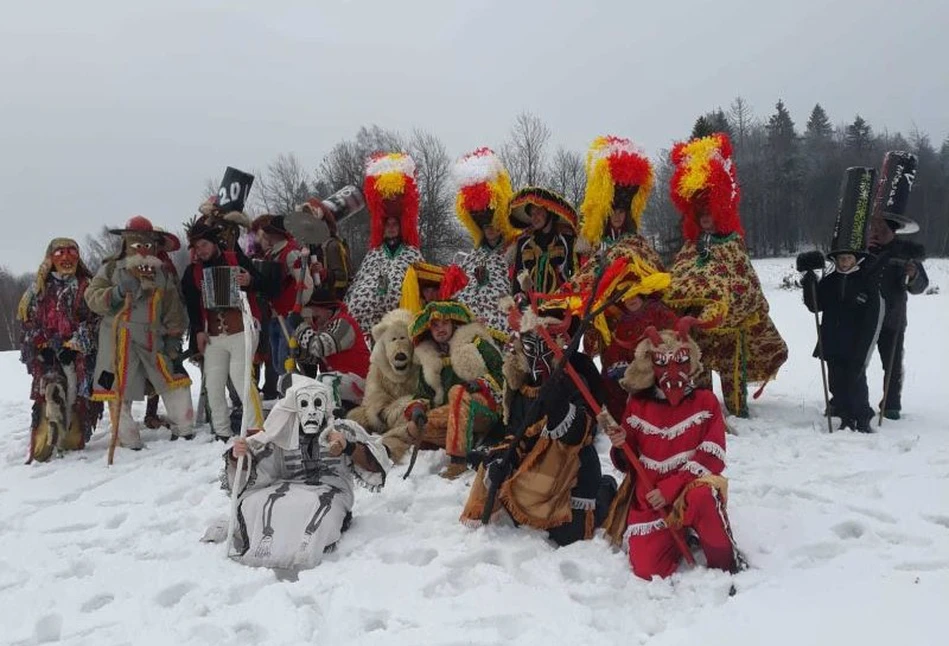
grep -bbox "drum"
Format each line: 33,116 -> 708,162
202,266 -> 241,310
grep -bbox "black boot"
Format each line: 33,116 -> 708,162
594,475 -> 618,528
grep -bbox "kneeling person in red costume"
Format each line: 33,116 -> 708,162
600,318 -> 742,580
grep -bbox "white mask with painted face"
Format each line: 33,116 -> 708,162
293,382 -> 334,435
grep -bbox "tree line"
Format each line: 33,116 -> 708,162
1,101 -> 945,351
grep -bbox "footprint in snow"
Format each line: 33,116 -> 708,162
559,560 -> 583,583
923,514 -> 949,530
153,485 -> 191,507
360,609 -> 390,633
104,513 -> 127,530
893,560 -> 949,572
47,522 -> 97,534
830,520 -> 867,540
380,547 -> 438,567
233,621 -> 267,641
55,560 -> 95,580
80,593 -> 114,613
789,541 -> 847,568
32,613 -> 63,644
155,582 -> 197,608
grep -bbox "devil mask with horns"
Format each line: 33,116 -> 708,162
620,317 -> 703,406
501,295 -> 575,384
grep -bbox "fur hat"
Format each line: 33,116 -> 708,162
364,152 -> 420,249
580,136 -> 654,247
297,198 -> 339,236
509,187 -> 578,236
183,215 -> 223,248
619,317 -> 703,393
452,148 -> 517,247
670,133 -> 743,242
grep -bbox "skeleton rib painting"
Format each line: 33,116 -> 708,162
219,375 -> 391,570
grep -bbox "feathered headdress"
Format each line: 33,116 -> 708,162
399,262 -> 469,314
670,133 -> 742,241
509,187 -> 578,235
452,147 -> 517,247
580,136 -> 654,246
408,266 -> 474,343
364,152 -> 420,249
545,256 -> 671,345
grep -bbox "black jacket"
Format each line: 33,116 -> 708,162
802,266 -> 882,364
868,239 -> 928,330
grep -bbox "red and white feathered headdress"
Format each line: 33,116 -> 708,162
670,133 -> 743,241
452,148 -> 517,247
364,152 -> 420,249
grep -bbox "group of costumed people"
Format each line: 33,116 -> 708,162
18,131 -> 927,581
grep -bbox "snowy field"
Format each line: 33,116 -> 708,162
1,258 -> 947,646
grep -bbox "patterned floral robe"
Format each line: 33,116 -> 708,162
665,234 -> 788,417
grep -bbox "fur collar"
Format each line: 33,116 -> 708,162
413,321 -> 497,405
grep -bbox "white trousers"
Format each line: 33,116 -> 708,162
205,331 -> 253,438
114,387 -> 194,449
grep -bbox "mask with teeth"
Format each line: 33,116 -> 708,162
294,382 -> 333,436
621,317 -> 703,405
122,233 -> 163,287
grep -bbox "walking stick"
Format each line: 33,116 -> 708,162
225,291 -> 258,556
878,275 -> 909,427
276,247 -> 311,376
807,278 -> 834,434
107,293 -> 133,465
525,291 -> 696,566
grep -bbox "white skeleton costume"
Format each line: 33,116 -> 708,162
220,376 -> 391,570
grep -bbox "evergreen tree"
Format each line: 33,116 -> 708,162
845,115 -> 873,152
762,100 -> 802,253
805,104 -> 832,143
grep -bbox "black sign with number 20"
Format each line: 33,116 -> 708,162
216,167 -> 255,212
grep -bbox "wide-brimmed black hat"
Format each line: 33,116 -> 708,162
509,187 -> 578,235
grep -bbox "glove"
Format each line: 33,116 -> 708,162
286,312 -> 304,332
410,406 -> 428,429
796,250 -> 825,273
463,380 -> 484,394
294,324 -> 318,356
484,459 -> 512,488
58,348 -> 77,366
38,347 -> 56,366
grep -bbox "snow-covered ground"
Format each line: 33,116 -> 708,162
1,258 -> 947,646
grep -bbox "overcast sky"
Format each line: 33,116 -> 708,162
2,0 -> 946,273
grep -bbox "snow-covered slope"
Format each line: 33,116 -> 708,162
1,259 -> 947,646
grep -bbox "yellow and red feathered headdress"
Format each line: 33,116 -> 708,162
452,147 -> 517,247
580,136 -> 654,246
670,133 -> 742,241
364,152 -> 420,249
399,261 -> 469,314
548,256 -> 671,345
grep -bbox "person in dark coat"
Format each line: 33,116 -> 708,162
802,252 -> 883,432
868,215 -> 929,420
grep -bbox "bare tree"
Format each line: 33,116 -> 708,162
314,125 -> 407,267
728,96 -> 755,152
254,153 -> 312,215
500,111 -> 551,189
409,129 -> 465,261
548,147 -> 585,207
0,268 -> 33,351
82,226 -> 123,274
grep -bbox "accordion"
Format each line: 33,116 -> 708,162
202,266 -> 241,310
